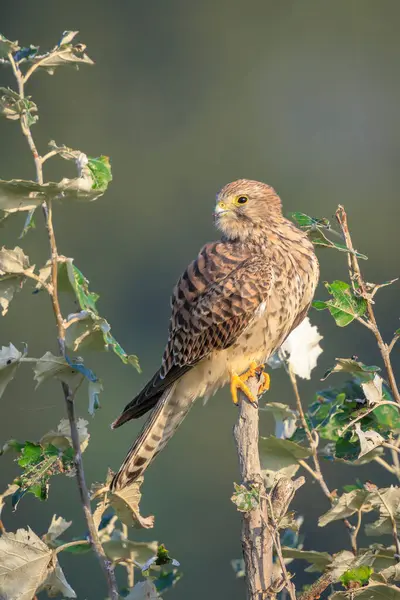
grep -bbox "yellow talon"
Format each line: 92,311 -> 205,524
230,362 -> 270,405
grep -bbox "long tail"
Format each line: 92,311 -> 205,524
110,384 -> 194,491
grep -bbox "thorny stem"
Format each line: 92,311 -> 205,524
9,51 -> 119,600
335,205 -> 400,405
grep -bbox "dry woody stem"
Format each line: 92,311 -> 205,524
8,50 -> 119,600
234,375 -> 303,599
335,205 -> 400,405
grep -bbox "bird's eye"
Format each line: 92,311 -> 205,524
236,195 -> 248,205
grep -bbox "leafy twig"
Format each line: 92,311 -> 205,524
376,488 -> 400,560
297,572 -> 332,600
335,205 -> 400,405
288,367 -> 332,500
8,46 -> 119,600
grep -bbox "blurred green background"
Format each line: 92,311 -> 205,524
1,1 -> 400,597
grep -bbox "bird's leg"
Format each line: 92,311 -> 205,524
230,361 -> 270,405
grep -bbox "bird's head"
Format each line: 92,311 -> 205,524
214,179 -> 283,241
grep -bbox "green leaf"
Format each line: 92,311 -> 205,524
33,351 -> 84,389
0,343 -> 22,398
0,173 -> 107,213
65,310 -> 140,370
231,483 -> 260,512
340,565 -> 373,588
87,156 -> 112,191
281,548 -> 332,573
329,583 -> 400,600
313,281 -> 367,327
0,34 -> 19,58
289,212 -> 367,259
259,436 -> 312,488
17,442 -> 42,468
318,489 -> 373,526
322,358 -> 381,382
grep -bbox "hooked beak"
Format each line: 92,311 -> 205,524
213,201 -> 231,218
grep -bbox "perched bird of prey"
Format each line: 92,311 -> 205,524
111,179 -> 319,491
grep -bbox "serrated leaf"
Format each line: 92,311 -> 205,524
0,87 -> 38,123
58,31 -> 79,47
0,527 -> 56,600
0,34 -> 19,58
319,489 -> 373,526
259,437 -> 312,488
379,563 -> 400,582
355,423 -> 385,459
0,343 -> 22,398
44,514 -> 72,544
39,561 -> 76,598
365,487 -> 400,537
362,375 -> 384,406
0,246 -> 29,274
313,281 -> 367,327
281,548 -> 332,573
231,483 -> 259,512
65,310 -> 140,370
27,41 -> 94,75
329,583 -> 400,600
33,351 -> 83,389
322,358 -> 380,382
109,477 -> 155,529
0,175 -> 105,213
125,580 -> 160,600
103,538 -> 158,565
0,483 -> 19,516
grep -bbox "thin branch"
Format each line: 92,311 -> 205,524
297,572 -> 332,600
289,367 -> 332,500
388,333 -> 400,355
376,489 -> 400,560
374,456 -> 397,475
349,509 -> 362,555
40,149 -> 60,164
339,401 -> 400,436
10,57 -> 119,600
55,539 -> 90,554
335,205 -> 400,405
267,478 -> 304,600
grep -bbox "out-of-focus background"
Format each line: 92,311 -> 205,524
1,1 -> 400,598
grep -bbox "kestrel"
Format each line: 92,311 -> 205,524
111,179 -> 319,491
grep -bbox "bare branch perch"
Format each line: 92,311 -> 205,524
233,374 -> 303,599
